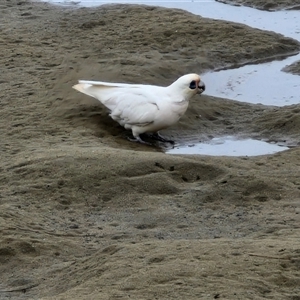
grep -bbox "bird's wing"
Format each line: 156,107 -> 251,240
108,89 -> 161,127
110,95 -> 160,127
73,82 -> 162,126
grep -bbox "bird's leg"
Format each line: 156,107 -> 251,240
148,132 -> 175,144
127,135 -> 153,146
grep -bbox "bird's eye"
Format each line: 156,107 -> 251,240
189,80 -> 197,89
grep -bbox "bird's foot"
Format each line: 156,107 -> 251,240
148,132 -> 175,144
127,136 -> 153,146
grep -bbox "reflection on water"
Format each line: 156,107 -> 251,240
167,136 -> 289,156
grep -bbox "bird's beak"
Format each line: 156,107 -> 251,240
197,81 -> 205,94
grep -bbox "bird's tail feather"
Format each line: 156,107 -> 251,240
72,83 -> 95,98
72,83 -> 85,93
73,83 -> 120,109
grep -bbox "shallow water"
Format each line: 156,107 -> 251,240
167,136 -> 289,156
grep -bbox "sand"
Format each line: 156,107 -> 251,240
1,1 -> 300,299
283,60 -> 300,75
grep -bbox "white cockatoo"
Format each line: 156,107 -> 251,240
73,74 -> 205,144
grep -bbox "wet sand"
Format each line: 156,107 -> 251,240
1,1 -> 300,299
283,60 -> 300,75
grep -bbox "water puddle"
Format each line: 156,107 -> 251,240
203,53 -> 300,106
167,136 -> 289,156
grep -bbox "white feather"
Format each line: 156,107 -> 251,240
73,74 -> 205,142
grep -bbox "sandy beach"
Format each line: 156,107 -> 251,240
0,1 -> 300,299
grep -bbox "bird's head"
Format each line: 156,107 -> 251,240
170,73 -> 205,100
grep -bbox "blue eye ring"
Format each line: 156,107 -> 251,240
189,80 -> 197,89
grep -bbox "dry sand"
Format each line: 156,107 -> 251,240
1,1 -> 300,299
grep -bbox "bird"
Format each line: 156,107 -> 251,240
73,74 -> 205,144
